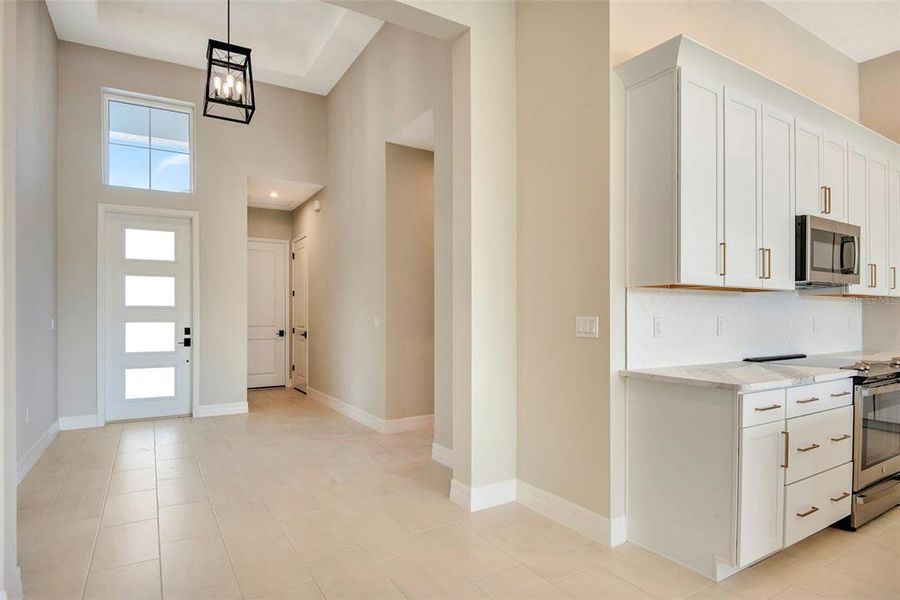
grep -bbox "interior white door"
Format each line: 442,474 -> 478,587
291,236 -> 309,392
723,89 -> 763,288
247,239 -> 287,388
761,105 -> 795,290
105,213 -> 193,421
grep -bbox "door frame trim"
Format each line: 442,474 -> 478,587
290,233 -> 309,391
97,204 -> 201,425
247,237 -> 290,388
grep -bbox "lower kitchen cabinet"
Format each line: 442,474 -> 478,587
628,377 -> 854,582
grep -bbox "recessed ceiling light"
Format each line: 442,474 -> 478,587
269,191 -> 279,198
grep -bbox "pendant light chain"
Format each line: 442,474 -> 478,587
227,0 -> 230,45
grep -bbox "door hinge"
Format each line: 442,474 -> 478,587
292,290 -> 295,297
291,252 -> 295,260
291,365 -> 295,372
292,327 -> 295,334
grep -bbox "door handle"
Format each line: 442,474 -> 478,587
719,242 -> 726,276
300,331 -> 308,339
178,338 -> 191,347
277,330 -> 285,337
765,248 -> 772,280
796,397 -> 819,404
797,443 -> 820,452
830,434 -> 851,442
821,186 -> 828,214
796,506 -> 819,518
830,492 -> 850,502
782,430 -> 789,469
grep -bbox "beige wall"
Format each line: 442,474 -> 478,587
293,24 -> 451,432
16,0 -> 57,463
517,0 -> 611,516
247,207 -> 293,240
611,0 -> 861,120
385,143 -> 434,420
860,51 -> 900,144
56,42 -> 327,419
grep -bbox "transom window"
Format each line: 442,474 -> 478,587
103,90 -> 194,193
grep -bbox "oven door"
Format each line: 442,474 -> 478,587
854,381 -> 900,490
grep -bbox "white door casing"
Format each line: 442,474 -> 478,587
101,210 -> 195,422
247,238 -> 288,388
291,235 -> 309,392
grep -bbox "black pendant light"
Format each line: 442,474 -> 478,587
203,0 -> 256,124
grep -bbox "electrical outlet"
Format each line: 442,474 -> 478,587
49,317 -> 56,330
716,317 -> 725,337
652,317 -> 663,338
372,316 -> 382,328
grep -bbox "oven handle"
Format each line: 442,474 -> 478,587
859,381 -> 900,397
856,478 -> 900,504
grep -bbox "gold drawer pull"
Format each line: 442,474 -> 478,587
754,404 -> 782,412
830,434 -> 851,442
796,397 -> 819,404
830,391 -> 851,398
830,492 -> 850,502
797,443 -> 820,452
782,431 -> 789,469
797,506 -> 819,518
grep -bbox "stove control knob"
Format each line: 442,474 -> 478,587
854,361 -> 871,371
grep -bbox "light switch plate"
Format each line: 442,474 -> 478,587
652,317 -> 663,338
716,316 -> 725,337
575,316 -> 599,338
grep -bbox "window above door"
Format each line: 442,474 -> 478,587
102,89 -> 194,193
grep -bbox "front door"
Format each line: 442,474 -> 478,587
247,239 -> 288,388
104,212 -> 193,421
291,236 -> 309,392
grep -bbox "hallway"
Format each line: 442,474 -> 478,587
16,389 -> 899,599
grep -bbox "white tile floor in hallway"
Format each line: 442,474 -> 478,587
16,388 -> 900,600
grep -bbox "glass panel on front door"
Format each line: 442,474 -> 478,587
125,367 -> 176,399
125,321 -> 176,353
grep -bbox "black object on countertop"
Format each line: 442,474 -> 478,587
743,354 -> 807,363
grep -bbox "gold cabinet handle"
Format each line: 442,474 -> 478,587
821,185 -> 828,214
797,443 -> 820,452
759,248 -> 766,280
720,242 -> 727,276
830,492 -> 850,502
830,391 -> 851,398
830,434 -> 851,442
755,404 -> 782,412
797,506 -> 819,518
796,396 -> 819,404
869,264 -> 876,288
782,430 -> 789,469
875,264 -> 878,288
827,186 -> 832,214
766,248 -> 772,279
892,266 -> 897,290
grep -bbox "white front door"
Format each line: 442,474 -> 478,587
291,236 -> 309,392
104,212 -> 193,421
247,239 -> 287,388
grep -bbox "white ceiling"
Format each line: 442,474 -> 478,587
764,0 -> 900,63
247,175 -> 324,211
46,0 -> 383,96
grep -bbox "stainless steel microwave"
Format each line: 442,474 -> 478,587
796,215 -> 861,287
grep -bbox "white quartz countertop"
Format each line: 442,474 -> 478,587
620,361 -> 852,392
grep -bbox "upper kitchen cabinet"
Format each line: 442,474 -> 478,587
617,36 -> 900,294
889,167 -> 900,296
796,122 -> 848,221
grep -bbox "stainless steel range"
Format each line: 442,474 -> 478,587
773,353 -> 900,528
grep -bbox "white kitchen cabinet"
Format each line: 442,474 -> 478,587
848,147 -> 869,296
627,374 -> 854,582
795,121 -> 848,221
724,90 -> 763,288
761,107 -> 796,290
738,420 -> 785,566
867,157 -> 890,296
618,36 -> 900,294
889,167 -> 900,296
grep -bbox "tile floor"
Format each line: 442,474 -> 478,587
17,388 -> 899,599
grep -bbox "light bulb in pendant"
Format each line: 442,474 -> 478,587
225,73 -> 235,87
212,75 -> 222,97
235,80 -> 244,101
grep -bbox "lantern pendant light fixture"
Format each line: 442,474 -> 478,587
203,0 -> 255,124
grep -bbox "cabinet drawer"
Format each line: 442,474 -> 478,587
786,379 -> 853,418
784,462 -> 852,546
741,389 -> 787,427
785,405 -> 853,484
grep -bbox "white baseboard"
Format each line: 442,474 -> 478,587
59,414 -> 100,431
431,442 -> 453,468
194,401 -> 248,418
308,387 -> 433,435
449,478 -> 517,512
17,420 -> 59,484
517,479 -> 616,546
